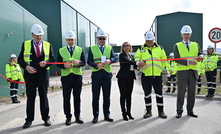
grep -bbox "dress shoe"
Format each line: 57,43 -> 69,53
23,121 -> 32,129
127,113 -> 134,120
176,113 -> 182,118
65,118 -> 71,125
76,117 -> 84,124
92,117 -> 98,123
122,113 -> 128,121
188,112 -> 198,118
104,116 -> 114,122
143,108 -> 152,118
158,111 -> 167,119
44,119 -> 51,126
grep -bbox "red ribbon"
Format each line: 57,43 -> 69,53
0,74 -> 26,84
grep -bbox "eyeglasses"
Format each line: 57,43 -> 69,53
123,45 -> 130,47
98,38 -> 106,40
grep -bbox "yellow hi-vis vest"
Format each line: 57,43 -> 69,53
202,53 -> 218,71
59,46 -> 83,76
166,60 -> 177,75
197,61 -> 205,75
91,44 -> 112,73
5,63 -> 24,81
135,43 -> 167,76
23,40 -> 50,70
176,41 -> 198,71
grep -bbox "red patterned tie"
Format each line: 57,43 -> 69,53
36,43 -> 40,58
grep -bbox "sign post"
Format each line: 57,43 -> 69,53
208,27 -> 221,51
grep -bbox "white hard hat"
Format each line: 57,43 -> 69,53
65,30 -> 76,39
10,54 -> 16,58
144,31 -> 155,40
180,25 -> 192,34
207,45 -> 214,49
169,53 -> 174,56
31,24 -> 44,35
96,30 -> 107,37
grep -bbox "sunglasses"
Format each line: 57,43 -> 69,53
98,38 -> 106,40
123,45 -> 130,47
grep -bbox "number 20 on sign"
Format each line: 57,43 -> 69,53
208,27 -> 221,43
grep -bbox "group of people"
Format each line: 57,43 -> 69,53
5,23 -> 217,129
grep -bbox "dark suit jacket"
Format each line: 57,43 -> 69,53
87,45 -> 117,79
116,52 -> 137,80
173,41 -> 203,79
18,40 -> 55,81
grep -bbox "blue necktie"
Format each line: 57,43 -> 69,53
100,46 -> 104,54
70,46 -> 73,56
186,42 -> 189,51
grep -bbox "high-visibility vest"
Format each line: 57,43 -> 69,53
23,40 -> 50,70
197,61 -> 205,75
166,60 -> 177,75
176,42 -> 198,71
90,44 -> 112,73
59,46 -> 83,76
202,53 -> 218,71
5,63 -> 24,81
135,42 -> 167,76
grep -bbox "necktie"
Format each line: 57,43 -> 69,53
70,46 -> 73,56
36,43 -> 40,58
100,46 -> 104,54
186,42 -> 189,51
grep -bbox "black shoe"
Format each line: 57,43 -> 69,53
165,90 -> 170,93
122,113 -> 128,121
172,90 -> 175,93
176,113 -> 182,118
205,94 -> 209,98
44,119 -> 51,126
12,101 -> 20,103
188,112 -> 198,118
104,116 -> 113,122
65,118 -> 71,125
23,121 -> 32,129
127,113 -> 134,120
76,117 -> 84,124
209,94 -> 214,98
92,117 -> 98,123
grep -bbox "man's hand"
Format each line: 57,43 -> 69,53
64,61 -> 73,68
39,61 -> 47,67
97,63 -> 105,69
103,59 -> 111,65
189,60 -> 197,65
138,60 -> 146,68
197,55 -> 204,62
25,65 -> 37,74
73,60 -> 80,65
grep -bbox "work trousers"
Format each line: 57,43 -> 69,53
167,75 -> 176,91
205,69 -> 217,95
141,74 -> 164,111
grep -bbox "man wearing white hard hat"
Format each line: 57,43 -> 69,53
57,30 -> 85,125
87,29 -> 117,123
5,54 -> 24,103
202,45 -> 218,98
165,53 -> 177,93
135,31 -> 167,119
18,24 -> 55,128
173,25 -> 203,118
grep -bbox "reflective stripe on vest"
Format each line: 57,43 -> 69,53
91,44 -> 112,73
5,63 -> 24,81
59,46 -> 82,76
24,40 -> 50,70
176,41 -> 198,71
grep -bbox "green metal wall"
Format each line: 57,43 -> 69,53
0,0 -> 47,96
151,12 -> 203,56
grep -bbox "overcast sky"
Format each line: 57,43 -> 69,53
64,0 -> 221,50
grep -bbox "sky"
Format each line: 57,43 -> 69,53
64,0 -> 221,50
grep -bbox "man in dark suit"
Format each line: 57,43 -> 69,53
57,30 -> 85,125
173,25 -> 203,118
18,24 -> 55,128
87,29 -> 116,123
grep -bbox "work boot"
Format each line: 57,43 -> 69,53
172,89 -> 176,93
165,89 -> 170,93
158,111 -> 167,119
15,96 -> 20,103
143,108 -> 152,118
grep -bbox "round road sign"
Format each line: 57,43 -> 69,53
208,27 -> 221,43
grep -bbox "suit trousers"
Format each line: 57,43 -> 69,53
92,78 -> 111,118
25,80 -> 49,122
61,74 -> 82,119
177,70 -> 197,114
117,78 -> 134,113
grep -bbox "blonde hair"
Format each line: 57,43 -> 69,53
120,42 -> 132,53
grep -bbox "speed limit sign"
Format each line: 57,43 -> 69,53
208,27 -> 221,43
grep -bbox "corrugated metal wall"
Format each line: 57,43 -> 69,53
0,0 -> 47,96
